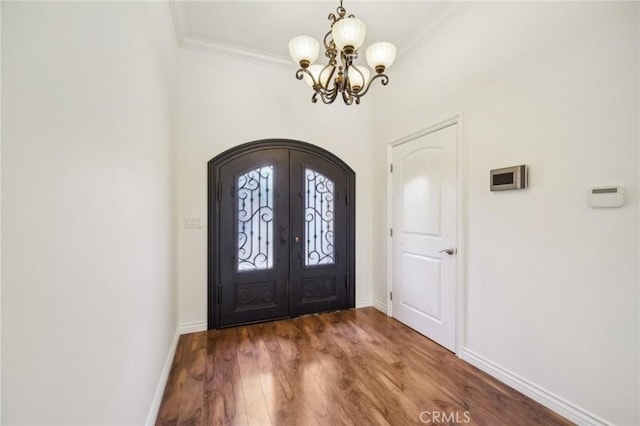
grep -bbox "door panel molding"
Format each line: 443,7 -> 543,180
208,139 -> 356,329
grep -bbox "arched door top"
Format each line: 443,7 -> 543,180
208,139 -> 355,176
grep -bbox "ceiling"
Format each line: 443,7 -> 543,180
170,1 -> 466,65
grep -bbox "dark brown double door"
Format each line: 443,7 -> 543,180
208,140 -> 355,328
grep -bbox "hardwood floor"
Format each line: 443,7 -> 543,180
157,308 -> 572,425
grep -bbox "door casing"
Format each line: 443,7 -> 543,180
386,115 -> 465,355
208,139 -> 356,329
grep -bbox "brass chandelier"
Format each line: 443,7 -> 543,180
288,0 -> 396,105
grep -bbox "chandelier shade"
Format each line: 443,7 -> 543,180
366,42 -> 397,73
331,17 -> 366,51
288,35 -> 320,67
303,64 -> 331,88
288,0 -> 396,105
349,66 -> 370,91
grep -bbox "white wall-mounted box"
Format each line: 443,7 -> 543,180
586,186 -> 625,208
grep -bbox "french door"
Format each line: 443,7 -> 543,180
208,140 -> 355,328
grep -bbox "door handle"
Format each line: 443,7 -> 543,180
438,247 -> 456,255
293,236 -> 300,244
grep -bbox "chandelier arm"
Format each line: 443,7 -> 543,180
296,68 -> 320,88
349,92 -> 358,105
353,73 -> 389,98
295,68 -> 307,81
320,92 -> 333,104
337,51 -> 352,94
336,1 -> 346,19
342,70 -> 349,93
316,87 -> 328,103
341,90 -> 355,105
352,64 -> 365,79
322,85 -> 339,104
323,30 -> 333,51
321,64 -> 337,91
340,51 -> 358,85
318,80 -> 336,98
323,33 -> 339,68
340,49 -> 353,68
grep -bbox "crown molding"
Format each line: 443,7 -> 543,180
180,35 -> 292,69
168,1 -> 187,46
395,0 -> 476,67
169,0 -> 291,68
168,1 -> 476,69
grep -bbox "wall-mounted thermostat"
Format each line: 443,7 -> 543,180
587,186 -> 625,208
490,165 -> 527,191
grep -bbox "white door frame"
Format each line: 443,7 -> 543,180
386,114 -> 465,356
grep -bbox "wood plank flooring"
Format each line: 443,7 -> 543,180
157,308 -> 572,425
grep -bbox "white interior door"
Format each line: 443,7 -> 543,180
391,124 -> 458,352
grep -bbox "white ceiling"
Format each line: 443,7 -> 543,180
170,1 -> 466,65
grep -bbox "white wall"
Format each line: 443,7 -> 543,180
176,50 -> 374,328
2,2 -> 177,424
372,2 -> 639,425
0,1 -> 3,420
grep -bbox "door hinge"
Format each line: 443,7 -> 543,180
217,285 -> 222,304
217,181 -> 221,201
390,164 -> 393,173
390,291 -> 393,301
390,228 -> 393,237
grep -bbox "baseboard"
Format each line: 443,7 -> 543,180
460,348 -> 611,426
355,299 -> 372,308
372,298 -> 388,314
145,329 -> 180,426
178,307 -> 380,331
179,320 -> 207,334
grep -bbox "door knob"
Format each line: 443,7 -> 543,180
293,236 -> 300,243
438,247 -> 456,255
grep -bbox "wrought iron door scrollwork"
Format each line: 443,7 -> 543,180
237,165 -> 274,271
305,168 -> 335,266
